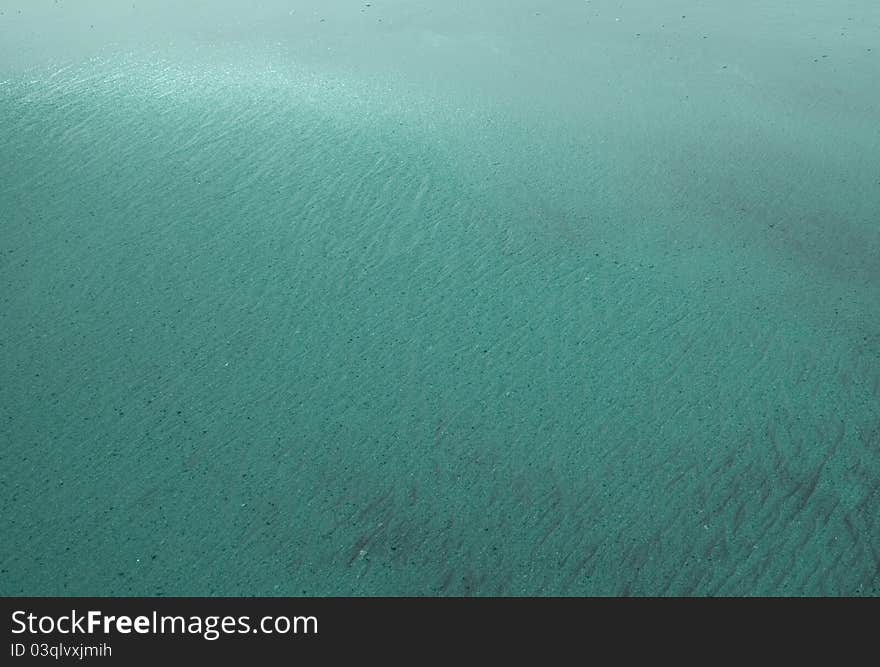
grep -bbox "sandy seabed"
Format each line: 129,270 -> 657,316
1,1 -> 878,595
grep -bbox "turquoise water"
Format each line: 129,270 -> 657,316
1,1 -> 878,595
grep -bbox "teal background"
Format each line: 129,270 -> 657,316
1,1 -> 878,595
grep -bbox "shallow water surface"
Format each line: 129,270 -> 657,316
1,1 -> 878,595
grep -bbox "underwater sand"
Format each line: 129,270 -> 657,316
1,1 -> 878,595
